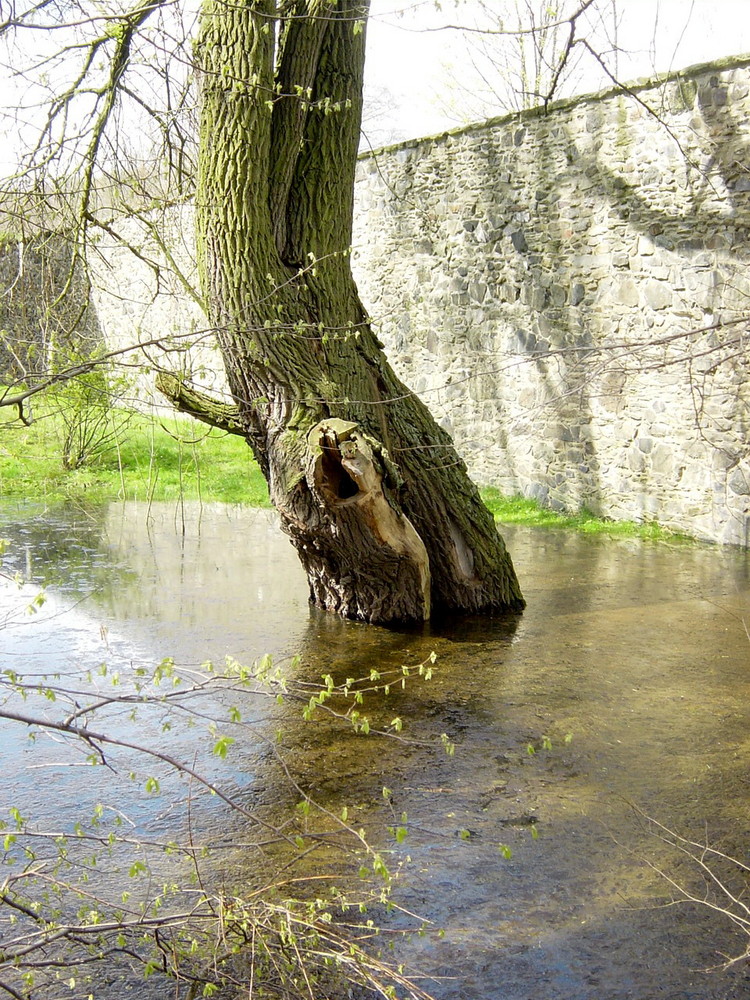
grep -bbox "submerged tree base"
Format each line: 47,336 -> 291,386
284,418 -> 431,623
158,373 -> 524,624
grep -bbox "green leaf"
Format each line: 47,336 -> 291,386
256,653 -> 273,676
372,854 -> 389,879
498,844 -> 513,860
212,735 -> 235,759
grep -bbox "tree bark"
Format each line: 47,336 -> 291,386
181,0 -> 524,624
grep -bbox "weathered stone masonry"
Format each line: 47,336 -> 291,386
82,56 -> 750,546
352,56 -> 750,546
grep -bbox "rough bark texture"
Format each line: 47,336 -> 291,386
182,0 -> 524,624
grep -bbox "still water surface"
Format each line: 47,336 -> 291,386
1,500 -> 749,999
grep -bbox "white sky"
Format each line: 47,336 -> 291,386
363,0 -> 750,144
1,1 -> 749,173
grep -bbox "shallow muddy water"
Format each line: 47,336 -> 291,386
1,500 -> 749,999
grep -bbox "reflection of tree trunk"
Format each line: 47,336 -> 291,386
175,0 -> 524,624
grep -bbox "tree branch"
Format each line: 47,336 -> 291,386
155,371 -> 245,435
0,704 -> 279,835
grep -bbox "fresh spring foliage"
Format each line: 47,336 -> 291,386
0,559 -> 452,999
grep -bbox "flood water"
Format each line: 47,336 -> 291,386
1,499 -> 749,1000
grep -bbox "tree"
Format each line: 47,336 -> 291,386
153,0 -> 525,624
0,0 -> 524,625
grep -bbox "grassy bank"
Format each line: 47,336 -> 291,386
1,405 -> 691,542
0,406 -> 270,506
481,487 -> 692,541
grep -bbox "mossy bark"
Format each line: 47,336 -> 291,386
189,0 -> 524,623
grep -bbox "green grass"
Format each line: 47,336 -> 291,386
480,486 -> 693,542
1,403 -> 693,543
0,405 -> 270,506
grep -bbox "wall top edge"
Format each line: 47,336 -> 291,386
358,51 -> 750,160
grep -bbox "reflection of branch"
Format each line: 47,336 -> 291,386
0,704 -> 279,836
620,804 -> 750,968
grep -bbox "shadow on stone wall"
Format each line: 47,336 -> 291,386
351,55 -> 750,545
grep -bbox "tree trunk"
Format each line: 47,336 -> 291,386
176,0 -> 524,624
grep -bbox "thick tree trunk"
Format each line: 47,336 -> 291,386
183,0 -> 524,624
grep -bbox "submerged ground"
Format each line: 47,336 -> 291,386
1,500 -> 748,999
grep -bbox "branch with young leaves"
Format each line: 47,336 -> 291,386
0,641 -> 450,999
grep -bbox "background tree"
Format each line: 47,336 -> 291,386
433,0 -> 620,120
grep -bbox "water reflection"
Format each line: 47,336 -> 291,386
0,499 -> 749,999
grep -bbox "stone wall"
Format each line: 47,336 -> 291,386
86,204 -> 226,407
352,56 -> 750,546
85,56 -> 750,546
